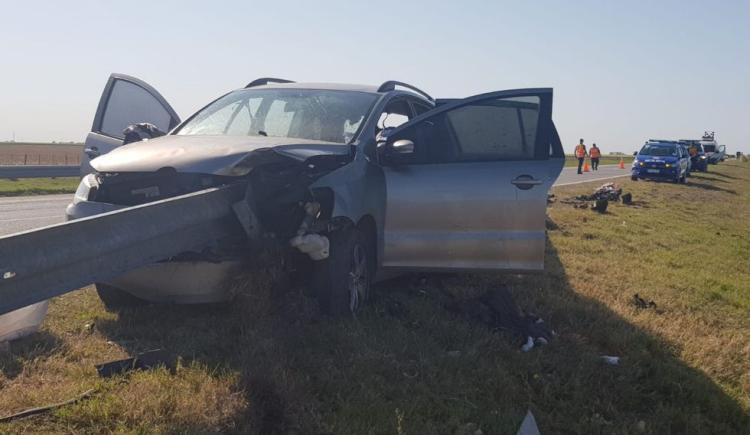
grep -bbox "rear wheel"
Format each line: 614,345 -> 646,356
95,283 -> 148,311
313,226 -> 372,317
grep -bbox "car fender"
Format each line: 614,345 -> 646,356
309,153 -> 386,264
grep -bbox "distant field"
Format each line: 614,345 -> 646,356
0,162 -> 747,433
0,142 -> 82,165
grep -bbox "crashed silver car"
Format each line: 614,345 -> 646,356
67,74 -> 565,316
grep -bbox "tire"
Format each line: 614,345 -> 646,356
313,226 -> 372,317
631,176 -> 638,181
95,283 -> 148,311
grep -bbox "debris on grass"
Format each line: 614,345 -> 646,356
0,389 -> 96,423
592,199 -> 609,213
95,349 -> 176,378
516,410 -> 541,435
440,285 -> 553,351
632,294 -> 657,310
600,355 -> 621,365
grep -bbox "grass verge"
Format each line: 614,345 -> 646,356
0,177 -> 79,196
1,163 -> 748,434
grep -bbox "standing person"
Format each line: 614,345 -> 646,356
575,139 -> 587,174
590,143 -> 601,170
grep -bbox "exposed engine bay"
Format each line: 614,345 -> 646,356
87,148 -> 351,266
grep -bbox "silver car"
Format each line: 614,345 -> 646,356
67,74 -> 565,316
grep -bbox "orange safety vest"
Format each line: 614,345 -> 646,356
590,147 -> 601,158
575,144 -> 586,158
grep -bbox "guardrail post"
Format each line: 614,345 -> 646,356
24,154 -> 27,165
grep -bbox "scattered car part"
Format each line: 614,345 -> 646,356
95,349 -> 176,377
601,355 -> 621,365
0,389 -> 96,423
441,285 -> 553,349
516,410 -> 541,435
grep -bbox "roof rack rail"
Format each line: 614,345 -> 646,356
377,80 -> 434,102
245,77 -> 295,88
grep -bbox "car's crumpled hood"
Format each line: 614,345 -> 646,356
90,135 -> 351,175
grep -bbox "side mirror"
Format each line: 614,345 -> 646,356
633,151 -> 638,156
391,139 -> 415,154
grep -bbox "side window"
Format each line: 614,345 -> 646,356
412,101 -> 433,116
378,99 -> 412,131
99,80 -> 173,139
389,95 -> 545,164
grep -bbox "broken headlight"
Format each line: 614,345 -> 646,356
73,173 -> 100,204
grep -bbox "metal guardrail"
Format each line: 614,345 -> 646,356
0,165 -> 80,179
0,183 -> 246,315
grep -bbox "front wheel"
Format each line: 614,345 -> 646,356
631,176 -> 638,181
313,227 -> 372,317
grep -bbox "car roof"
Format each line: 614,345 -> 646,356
246,82 -> 380,94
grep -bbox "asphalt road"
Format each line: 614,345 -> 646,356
0,165 -> 629,237
0,194 -> 72,237
554,164 -> 630,186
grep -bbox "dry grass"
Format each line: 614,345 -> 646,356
0,177 -> 79,196
0,162 -> 748,434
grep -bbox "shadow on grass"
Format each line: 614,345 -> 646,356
701,170 -> 745,181
686,179 -> 737,194
93,234 -> 749,434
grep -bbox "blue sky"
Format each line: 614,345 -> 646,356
0,0 -> 747,153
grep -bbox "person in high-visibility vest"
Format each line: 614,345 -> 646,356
590,143 -> 601,171
575,139 -> 587,174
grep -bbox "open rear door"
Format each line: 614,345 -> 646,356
81,74 -> 180,175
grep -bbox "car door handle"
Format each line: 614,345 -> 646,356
511,175 -> 543,190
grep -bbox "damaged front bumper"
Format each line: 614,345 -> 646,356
66,198 -> 243,304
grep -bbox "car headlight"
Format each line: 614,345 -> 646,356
700,155 -> 707,159
665,163 -> 672,168
638,162 -> 645,166
73,174 -> 100,204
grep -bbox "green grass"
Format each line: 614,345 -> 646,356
564,155 -> 633,167
0,177 -> 79,196
1,163 -> 749,434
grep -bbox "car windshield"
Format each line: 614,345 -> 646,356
640,144 -> 677,156
176,89 -> 378,144
703,145 -> 716,152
